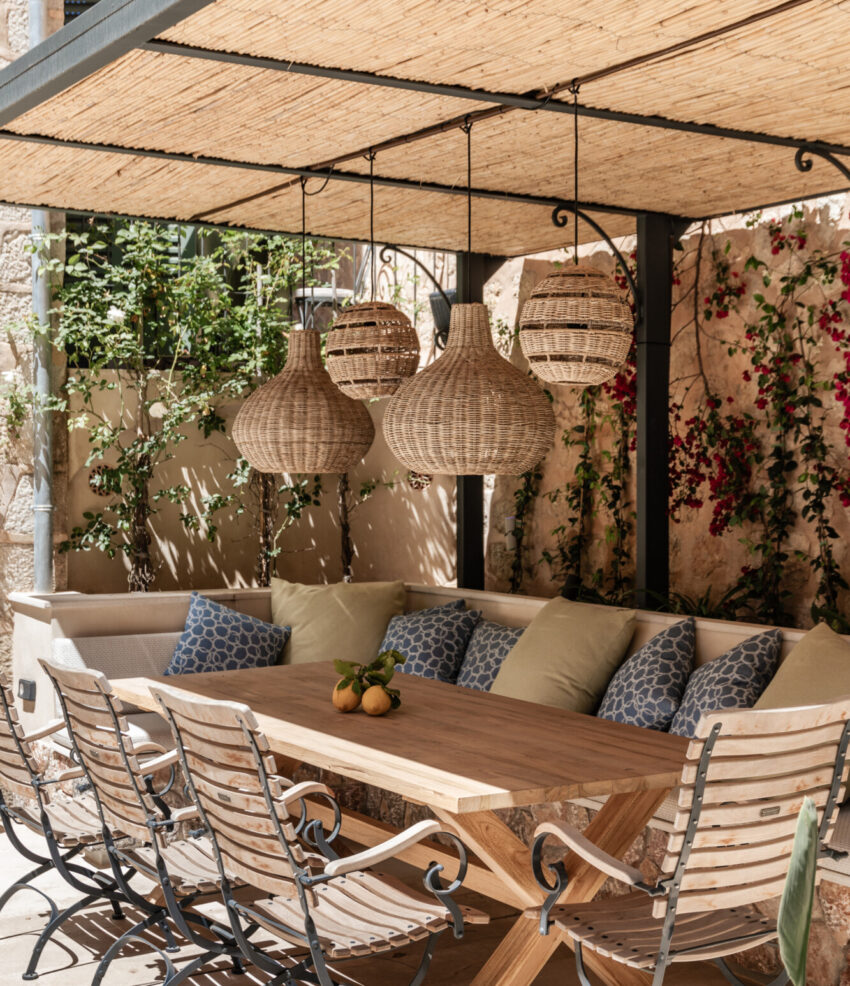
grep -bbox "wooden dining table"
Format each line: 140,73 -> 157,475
112,661 -> 689,986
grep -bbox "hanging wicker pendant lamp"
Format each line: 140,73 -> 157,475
519,83 -> 633,387
327,152 -> 420,398
519,265 -> 633,386
384,301 -> 554,475
232,328 -> 374,473
384,121 -> 553,475
232,179 -> 374,474
327,300 -> 420,398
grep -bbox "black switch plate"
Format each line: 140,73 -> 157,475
17,679 -> 36,702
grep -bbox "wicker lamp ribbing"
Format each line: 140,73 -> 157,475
383,302 -> 555,475
326,301 -> 420,398
519,265 -> 634,386
232,330 -> 374,474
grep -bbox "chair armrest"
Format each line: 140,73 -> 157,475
533,820 -> 645,886
170,805 -> 200,824
23,718 -> 65,743
133,741 -> 168,756
279,781 -> 336,808
55,765 -> 84,782
324,819 -> 443,877
138,749 -> 179,774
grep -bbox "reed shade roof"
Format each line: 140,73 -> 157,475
232,329 -> 374,474
384,303 -> 555,475
326,302 -> 420,399
519,265 -> 634,386
0,1 -> 849,253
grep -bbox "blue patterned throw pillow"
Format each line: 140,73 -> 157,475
382,602 -> 481,683
596,619 -> 695,730
669,628 -> 783,738
165,593 -> 290,676
456,620 -> 525,692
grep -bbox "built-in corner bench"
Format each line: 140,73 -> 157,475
10,583 -> 850,889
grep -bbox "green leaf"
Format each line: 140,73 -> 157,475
778,797 -> 818,986
333,659 -> 358,677
335,677 -> 352,691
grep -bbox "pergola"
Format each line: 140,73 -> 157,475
1,0 -> 849,600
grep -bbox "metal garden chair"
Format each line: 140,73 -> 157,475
40,658 -> 251,986
531,698 -> 850,986
0,672 -> 131,980
150,681 -> 489,986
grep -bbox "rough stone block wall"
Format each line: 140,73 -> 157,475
0,0 -> 66,678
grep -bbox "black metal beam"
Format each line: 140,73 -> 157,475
142,38 -> 850,162
454,253 -> 505,591
0,0 -> 215,129
635,213 -> 687,610
0,129 -> 657,222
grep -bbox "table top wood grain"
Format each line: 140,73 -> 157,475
112,663 -> 688,814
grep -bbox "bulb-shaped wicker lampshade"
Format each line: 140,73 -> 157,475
383,303 -> 555,475
519,265 -> 633,386
232,330 -> 374,474
326,301 -> 420,399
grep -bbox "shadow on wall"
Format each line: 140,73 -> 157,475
66,396 -> 456,592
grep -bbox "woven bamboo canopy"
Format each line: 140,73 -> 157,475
0,0 -> 848,255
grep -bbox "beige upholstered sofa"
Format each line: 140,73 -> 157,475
10,583 -> 850,884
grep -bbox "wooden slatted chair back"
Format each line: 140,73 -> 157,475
658,699 -> 850,918
40,659 -> 157,843
150,683 -> 308,898
0,673 -> 43,801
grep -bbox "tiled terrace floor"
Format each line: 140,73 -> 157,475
0,825 -> 760,985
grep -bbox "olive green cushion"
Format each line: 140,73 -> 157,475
270,579 -> 406,666
490,597 -> 636,713
754,622 -> 850,709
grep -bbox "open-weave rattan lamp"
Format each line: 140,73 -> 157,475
233,329 -> 374,473
383,302 -> 554,475
518,265 -> 633,386
326,301 -> 420,398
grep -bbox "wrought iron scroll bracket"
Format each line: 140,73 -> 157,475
380,244 -> 454,348
794,146 -> 850,185
551,204 -> 642,324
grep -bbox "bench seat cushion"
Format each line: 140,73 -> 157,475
597,618 -> 695,730
669,629 -> 782,737
166,592 -> 289,676
755,622 -> 850,710
271,579 -> 405,665
490,597 -> 636,714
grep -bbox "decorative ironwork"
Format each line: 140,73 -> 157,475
380,244 -> 453,347
794,146 -> 850,185
551,204 -> 641,320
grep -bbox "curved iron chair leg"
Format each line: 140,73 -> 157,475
0,861 -> 55,916
0,878 -> 58,925
91,911 -> 175,986
575,943 -> 594,986
162,948 -> 234,986
158,918 -> 179,954
408,930 -> 444,986
22,888 -> 102,980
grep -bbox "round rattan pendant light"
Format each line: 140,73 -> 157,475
519,84 -> 633,387
326,152 -> 420,398
384,121 -> 554,475
232,180 -> 374,474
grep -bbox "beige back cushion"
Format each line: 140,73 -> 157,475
490,597 -> 636,713
270,579 -> 406,665
754,623 -> 850,709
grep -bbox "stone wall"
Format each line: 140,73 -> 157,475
0,0 -> 65,677
485,197 -> 850,628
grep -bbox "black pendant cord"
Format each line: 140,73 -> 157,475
461,117 -> 473,301
367,149 -> 377,301
297,170 -> 334,324
569,80 -> 580,265
299,177 -> 307,305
